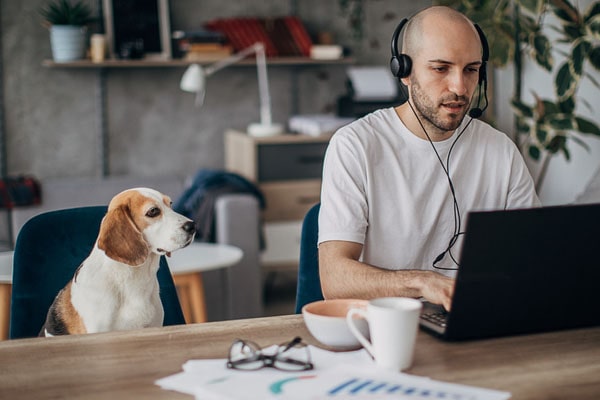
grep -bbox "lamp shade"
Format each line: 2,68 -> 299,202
180,64 -> 207,107
180,64 -> 205,93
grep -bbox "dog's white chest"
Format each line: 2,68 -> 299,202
71,256 -> 163,333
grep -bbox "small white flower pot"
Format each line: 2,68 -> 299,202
50,25 -> 87,62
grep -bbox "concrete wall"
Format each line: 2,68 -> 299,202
1,0 -> 429,179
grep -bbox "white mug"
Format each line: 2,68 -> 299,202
346,297 -> 422,371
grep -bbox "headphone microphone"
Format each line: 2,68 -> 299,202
467,81 -> 488,118
468,108 -> 483,119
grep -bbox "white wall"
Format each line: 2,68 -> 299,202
493,0 -> 600,206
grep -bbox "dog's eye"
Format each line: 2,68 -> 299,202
146,207 -> 161,218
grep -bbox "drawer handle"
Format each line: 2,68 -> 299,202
297,156 -> 324,165
297,196 -> 320,204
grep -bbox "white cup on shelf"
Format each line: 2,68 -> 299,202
90,34 -> 106,63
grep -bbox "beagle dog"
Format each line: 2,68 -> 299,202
41,188 -> 196,336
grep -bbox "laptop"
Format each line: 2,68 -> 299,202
419,203 -> 600,341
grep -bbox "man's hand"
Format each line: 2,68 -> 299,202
418,271 -> 455,311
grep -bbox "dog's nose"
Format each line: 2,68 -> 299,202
182,221 -> 196,234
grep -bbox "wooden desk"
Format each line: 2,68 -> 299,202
0,315 -> 598,399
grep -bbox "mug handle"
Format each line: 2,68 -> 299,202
346,308 -> 374,357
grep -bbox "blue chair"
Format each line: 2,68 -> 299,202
295,203 -> 324,313
10,206 -> 185,339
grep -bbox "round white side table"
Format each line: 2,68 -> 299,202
167,242 -> 243,324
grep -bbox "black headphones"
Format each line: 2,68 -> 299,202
390,18 -> 490,118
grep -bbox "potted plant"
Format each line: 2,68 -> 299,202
40,0 -> 95,62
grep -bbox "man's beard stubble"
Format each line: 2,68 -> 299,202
409,78 -> 470,134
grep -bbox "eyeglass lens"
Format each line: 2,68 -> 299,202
227,337 -> 313,371
228,340 -> 264,370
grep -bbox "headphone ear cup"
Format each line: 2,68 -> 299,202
399,54 -> 412,78
391,18 -> 411,80
390,56 -> 401,77
390,54 -> 412,79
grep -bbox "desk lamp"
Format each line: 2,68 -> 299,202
180,42 -> 283,137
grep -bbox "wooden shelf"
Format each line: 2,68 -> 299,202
42,57 -> 356,68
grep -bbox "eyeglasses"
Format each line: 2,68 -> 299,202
226,336 -> 314,372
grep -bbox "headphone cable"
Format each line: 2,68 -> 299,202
404,97 -> 475,270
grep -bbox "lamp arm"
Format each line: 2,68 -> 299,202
204,43 -> 273,126
204,43 -> 263,76
254,44 -> 273,126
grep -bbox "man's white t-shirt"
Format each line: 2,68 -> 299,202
318,108 -> 540,276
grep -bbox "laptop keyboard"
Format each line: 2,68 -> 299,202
420,310 -> 448,328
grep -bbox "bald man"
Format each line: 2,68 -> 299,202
318,6 -> 540,311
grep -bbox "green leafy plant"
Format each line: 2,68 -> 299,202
338,0 -> 365,41
39,0 -> 94,27
436,0 -> 600,189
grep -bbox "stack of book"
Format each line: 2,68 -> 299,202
204,16 -> 313,57
172,29 -> 232,61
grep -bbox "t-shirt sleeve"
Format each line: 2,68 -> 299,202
318,129 -> 369,246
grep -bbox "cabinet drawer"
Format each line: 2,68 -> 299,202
260,180 -> 321,221
258,142 -> 328,182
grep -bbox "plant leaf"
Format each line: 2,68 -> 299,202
588,46 -> 600,70
575,117 -> 600,136
531,32 -> 553,70
583,2 -> 600,24
516,0 -> 544,15
528,145 -> 541,160
588,16 -> 600,40
550,0 -> 581,24
571,39 -> 591,75
559,96 -> 576,113
489,31 -> 514,67
546,134 -> 567,155
561,145 -> 571,161
540,99 -> 560,116
511,99 -> 534,119
535,125 -> 548,143
40,0 -> 94,26
516,117 -> 531,134
555,62 -> 579,99
548,114 -> 574,130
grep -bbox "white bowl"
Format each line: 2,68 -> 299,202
302,299 -> 370,350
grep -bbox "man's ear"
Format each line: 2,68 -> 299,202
98,205 -> 149,266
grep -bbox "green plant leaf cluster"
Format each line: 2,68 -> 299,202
40,0 -> 94,26
437,0 -> 600,163
338,0 -> 364,41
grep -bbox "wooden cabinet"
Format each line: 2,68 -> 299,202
224,130 -> 331,222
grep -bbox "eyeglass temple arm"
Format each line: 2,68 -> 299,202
280,336 -> 302,353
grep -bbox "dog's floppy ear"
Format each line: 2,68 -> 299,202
98,204 -> 149,266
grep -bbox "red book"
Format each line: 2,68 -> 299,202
205,19 -> 242,51
266,18 -> 302,56
284,16 -> 312,57
206,17 -> 280,57
246,17 -> 278,57
230,18 -> 253,51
